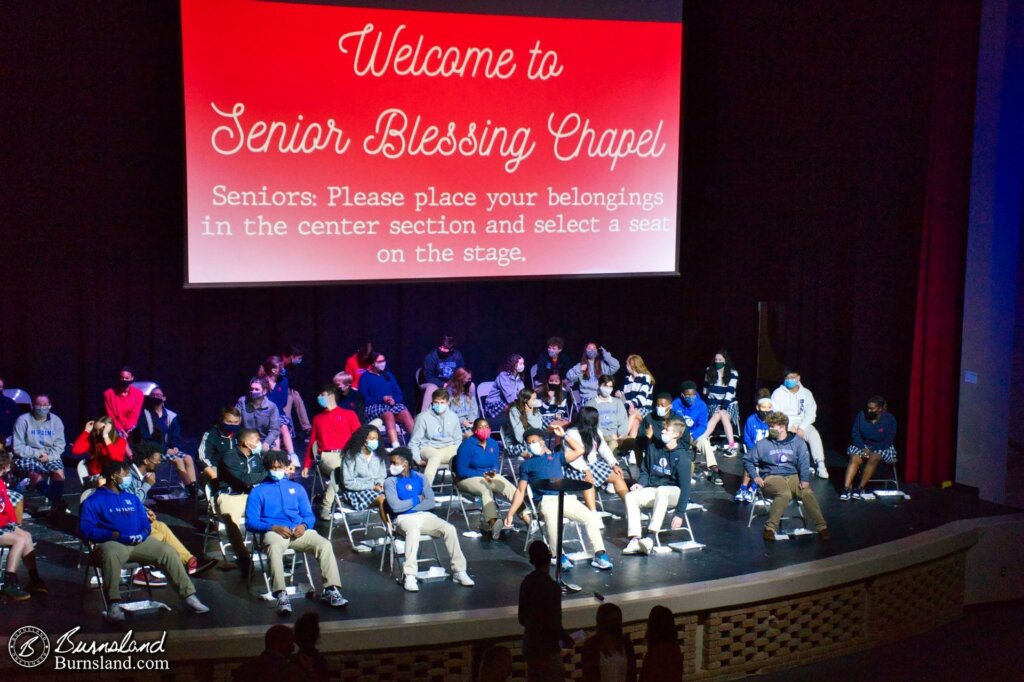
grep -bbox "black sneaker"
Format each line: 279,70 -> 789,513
1,579 -> 31,601
710,470 -> 724,486
851,488 -> 864,500
840,488 -> 852,501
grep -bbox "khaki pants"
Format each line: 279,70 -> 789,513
762,474 -> 827,531
98,536 -> 195,602
538,495 -> 605,554
150,519 -> 191,564
262,529 -> 341,594
457,475 -> 521,523
625,486 -> 681,538
693,435 -> 718,468
394,511 -> 467,576
420,444 -> 458,487
800,424 -> 826,464
216,493 -> 250,562
317,450 -> 343,518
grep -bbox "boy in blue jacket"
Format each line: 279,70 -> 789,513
455,417 -> 531,539
736,392 -> 773,502
245,450 -> 348,615
80,459 -> 210,623
672,381 -> 723,485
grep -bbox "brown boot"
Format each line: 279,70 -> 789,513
763,527 -> 776,542
818,527 -> 831,541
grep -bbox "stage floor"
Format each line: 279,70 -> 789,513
9,452 -> 1018,639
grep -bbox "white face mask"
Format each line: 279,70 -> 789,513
661,430 -> 676,443
375,362 -> 387,371
528,441 -> 545,456
269,469 -> 286,481
389,464 -> 405,476
656,406 -> 669,417
529,399 -> 541,409
599,386 -> 613,397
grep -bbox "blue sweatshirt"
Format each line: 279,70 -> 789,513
384,471 -> 435,515
743,413 -> 771,450
743,433 -> 811,483
851,411 -> 897,450
80,486 -> 151,544
244,477 -> 316,533
423,349 -> 465,388
672,395 -> 709,439
455,437 -> 500,479
359,370 -> 404,407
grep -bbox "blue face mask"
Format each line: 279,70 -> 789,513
250,442 -> 262,456
431,403 -> 448,414
784,379 -> 799,390
117,478 -> 131,492
317,395 -> 329,408
366,439 -> 379,452
682,395 -> 695,406
269,469 -> 286,481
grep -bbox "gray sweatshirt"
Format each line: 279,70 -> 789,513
13,412 -> 66,460
408,409 -> 462,462
585,396 -> 629,437
508,406 -> 543,443
235,397 -> 281,449
341,453 -> 388,491
566,351 -> 621,402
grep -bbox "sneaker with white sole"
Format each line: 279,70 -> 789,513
133,567 -> 168,587
851,488 -> 863,500
816,462 -> 829,479
622,538 -> 642,555
104,603 -> 126,623
184,594 -> 210,614
840,488 -> 853,500
590,552 -> 613,570
639,538 -> 655,555
745,486 -> 758,503
276,591 -> 292,616
734,486 -> 748,502
320,586 -> 349,607
560,554 -> 574,572
452,571 -> 475,587
403,574 -> 419,592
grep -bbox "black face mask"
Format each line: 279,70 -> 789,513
865,409 -> 879,421
438,348 -> 452,357
117,379 -> 131,390
548,383 -> 560,391
757,410 -> 771,421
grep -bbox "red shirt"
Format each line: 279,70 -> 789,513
103,386 -> 144,433
345,354 -> 371,389
305,406 -> 361,468
72,430 -> 129,476
0,478 -> 18,526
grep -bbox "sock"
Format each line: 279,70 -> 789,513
739,484 -> 748,491
49,478 -> 64,505
727,438 -> 735,446
28,566 -> 40,581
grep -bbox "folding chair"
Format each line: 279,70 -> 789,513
647,506 -> 704,553
866,458 -> 911,500
247,531 -> 315,600
497,424 -> 521,484
379,517 -> 446,582
79,539 -> 156,610
201,483 -> 251,561
747,485 -> 810,539
523,487 -> 593,562
326,476 -> 386,549
476,381 -> 495,421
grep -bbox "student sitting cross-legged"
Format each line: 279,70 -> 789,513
79,458 -> 210,623
383,447 -> 475,593
454,418 -> 532,539
245,449 -> 349,616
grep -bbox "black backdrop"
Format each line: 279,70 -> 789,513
2,1 -> 969,454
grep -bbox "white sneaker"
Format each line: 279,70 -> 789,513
816,462 -> 829,479
184,594 -> 210,614
622,538 -> 642,555
104,603 -> 126,623
276,592 -> 292,615
639,537 -> 655,555
605,483 -> 616,495
288,452 -> 301,468
403,574 -> 419,592
394,539 -> 406,554
452,571 -> 475,587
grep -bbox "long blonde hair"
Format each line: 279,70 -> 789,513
626,354 -> 655,386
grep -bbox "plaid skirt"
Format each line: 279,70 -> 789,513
707,402 -> 740,426
13,456 -> 64,476
344,488 -> 382,511
564,457 -> 613,486
0,523 -> 20,536
366,402 -> 408,419
483,399 -> 507,420
7,489 -> 23,507
847,444 -> 897,465
163,450 -> 190,462
505,441 -> 527,458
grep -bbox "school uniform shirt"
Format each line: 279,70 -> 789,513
851,411 -> 897,451
518,450 -> 568,504
304,406 -> 361,468
103,386 -> 144,433
563,427 -> 617,473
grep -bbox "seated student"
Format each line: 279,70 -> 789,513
103,366 -> 144,437
0,447 -> 47,600
245,449 -> 349,615
280,344 -> 313,438
258,357 -> 299,467
420,335 -> 466,414
455,418 -> 531,539
344,341 -> 374,390
135,386 -> 199,497
586,375 -> 629,454
72,415 -> 127,478
703,350 -> 740,452
126,442 -> 216,577
483,355 -> 526,424
620,355 -> 656,438
623,417 -> 693,556
566,342 -> 621,404
579,602 -> 636,682
446,367 -> 478,437
535,336 -> 572,385
236,378 -> 282,453
742,412 -> 830,541
563,407 -> 629,513
383,447 -> 476,592
505,389 -> 544,458
635,393 -> 684,465
537,372 -> 572,431
0,375 -> 18,447
198,407 -> 242,481
841,396 -> 898,500
12,393 -> 67,514
332,372 -> 367,424
737,391 -> 773,502
360,352 -> 415,447
771,370 -> 829,479
218,428 -> 269,571
409,389 -> 463,486
504,429 -> 613,571
80,459 -> 210,622
339,425 -> 388,523
302,385 -> 361,520
672,381 -> 722,486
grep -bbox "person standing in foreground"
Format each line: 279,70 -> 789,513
519,540 -> 572,681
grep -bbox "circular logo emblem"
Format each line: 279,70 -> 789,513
8,626 -> 50,669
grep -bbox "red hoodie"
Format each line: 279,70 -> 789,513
72,430 -> 128,476
103,386 -> 144,433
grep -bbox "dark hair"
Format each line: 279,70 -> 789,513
645,605 -> 678,646
543,372 -> 564,406
431,388 -> 450,402
102,458 -> 129,479
132,441 -> 163,467
284,344 -> 305,357
472,417 -> 490,431
439,335 -> 456,348
546,336 -> 564,349
499,354 -> 524,376
263,449 -> 291,470
579,341 -> 604,380
766,411 -> 789,428
598,374 -> 615,386
596,602 -> 624,638
527,540 -> 551,568
523,428 -> 545,442
356,341 -> 374,364
264,624 -> 294,653
705,349 -> 734,386
390,447 -> 414,466
294,612 -> 320,648
0,449 -> 11,469
680,380 -> 697,392
512,388 -> 535,431
755,387 -> 772,401
367,351 -> 384,369
238,428 -> 260,444
867,395 -> 887,411
655,392 -> 673,402
783,368 -> 799,378
343,425 -> 382,460
119,365 -> 134,376
570,405 -> 601,455
320,384 -> 341,402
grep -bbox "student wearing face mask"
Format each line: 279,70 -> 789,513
771,370 -> 829,479
535,336 -> 572,383
280,344 -> 313,438
586,375 -> 629,453
332,372 -> 367,424
736,390 -> 774,502
621,355 -> 656,438
420,335 -> 466,414
302,385 -> 361,520
383,448 -> 475,593
841,396 -> 898,500
360,352 -> 415,447
634,394 -> 683,469
218,428 -> 269,571
672,381 -> 722,486
198,407 -> 243,482
246,449 -> 349,615
567,342 -> 621,404
455,418 -> 532,539
72,415 -> 126,480
258,357 -> 299,467
339,425 -> 389,524
537,372 -> 572,431
236,379 -> 282,452
445,368 -> 478,436
703,350 -> 740,452
743,412 -> 829,541
80,459 -> 210,623
505,389 -> 544,458
12,393 -> 67,514
623,417 -> 693,556
484,354 -> 526,426
580,602 -> 636,682
103,366 -> 145,436
0,447 -> 47,601
136,385 -> 200,497
409,390 -> 463,486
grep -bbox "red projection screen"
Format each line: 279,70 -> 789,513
180,0 -> 683,286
